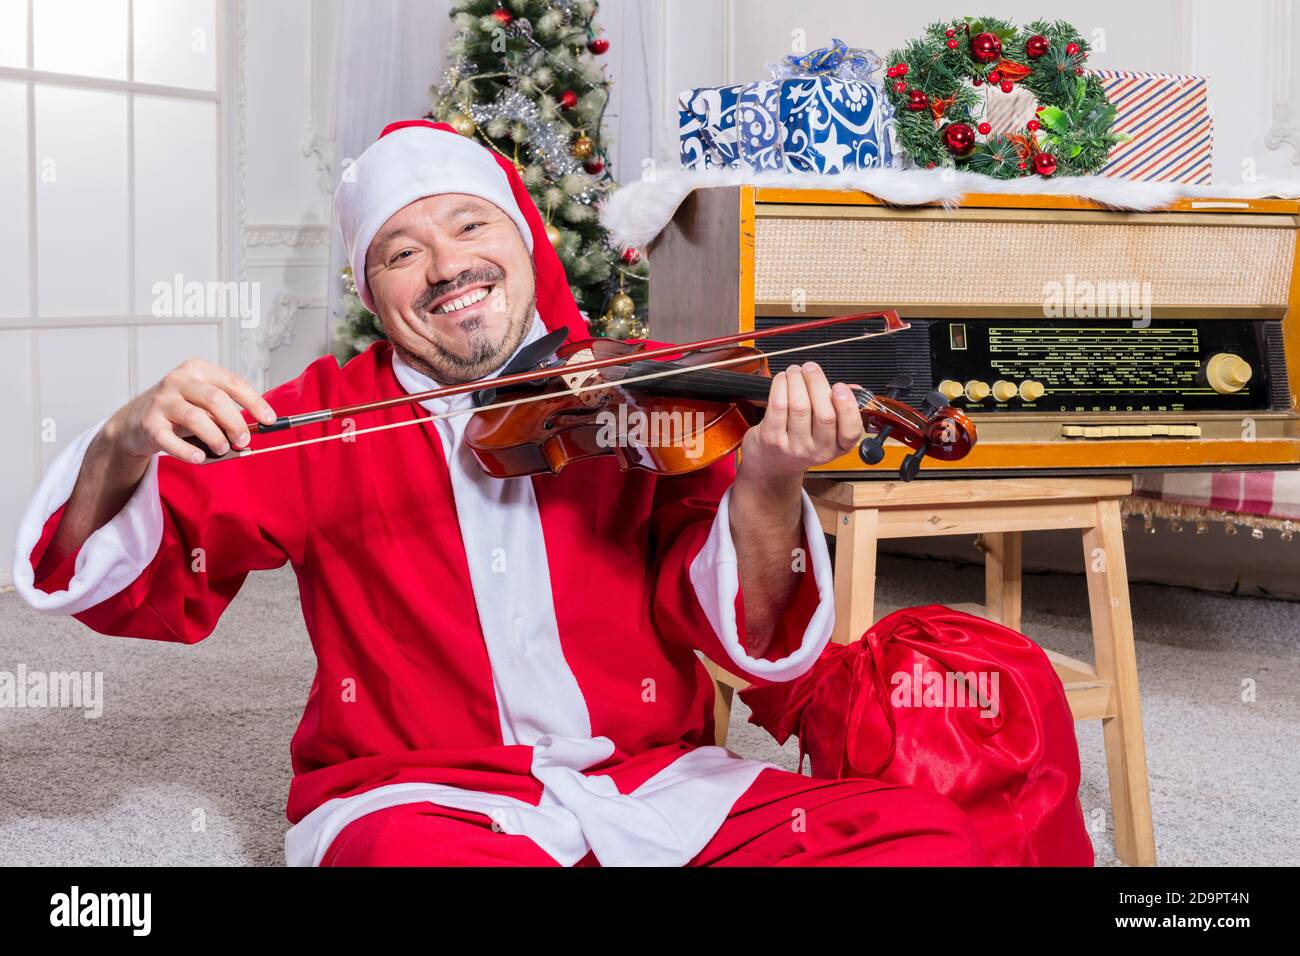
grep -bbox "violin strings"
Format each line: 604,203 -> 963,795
216,326 -> 892,461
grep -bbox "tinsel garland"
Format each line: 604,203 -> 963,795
1121,497 -> 1298,542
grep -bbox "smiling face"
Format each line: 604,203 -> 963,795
364,193 -> 536,384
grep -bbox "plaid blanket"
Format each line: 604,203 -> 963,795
1130,471 -> 1300,532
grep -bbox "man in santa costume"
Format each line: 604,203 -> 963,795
13,120 -> 983,866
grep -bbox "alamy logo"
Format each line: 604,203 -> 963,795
0,666 -> 102,718
889,664 -> 1000,718
50,886 -> 151,936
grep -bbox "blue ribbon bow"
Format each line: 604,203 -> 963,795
782,38 -> 880,79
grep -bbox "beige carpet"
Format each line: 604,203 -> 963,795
2,554 -> 1297,866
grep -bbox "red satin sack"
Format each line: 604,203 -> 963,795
739,605 -> 1093,866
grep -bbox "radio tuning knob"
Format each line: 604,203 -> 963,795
1206,353 -> 1253,394
964,379 -> 991,402
1019,379 -> 1045,402
937,379 -> 965,402
992,380 -> 1018,402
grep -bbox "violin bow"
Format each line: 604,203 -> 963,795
198,310 -> 910,462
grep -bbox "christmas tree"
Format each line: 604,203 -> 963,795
333,0 -> 648,361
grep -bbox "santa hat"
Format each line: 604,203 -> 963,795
334,119 -> 588,341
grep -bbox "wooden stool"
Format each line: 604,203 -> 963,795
708,475 -> 1156,867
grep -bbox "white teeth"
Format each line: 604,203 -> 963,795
433,286 -> 491,314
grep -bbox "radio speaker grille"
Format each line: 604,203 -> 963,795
753,317 -> 932,405
754,216 -> 1294,308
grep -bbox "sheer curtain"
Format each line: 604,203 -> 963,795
327,0 -> 454,335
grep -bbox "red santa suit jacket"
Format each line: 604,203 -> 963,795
13,313 -> 836,866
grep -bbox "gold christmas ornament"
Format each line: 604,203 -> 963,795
608,291 -> 635,318
571,134 -> 594,159
449,112 -> 476,136
545,223 -> 562,246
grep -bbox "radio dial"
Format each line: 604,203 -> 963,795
937,379 -> 965,402
992,380 -> 1018,402
1019,380 -> 1045,402
964,380 -> 991,402
1206,353 -> 1253,394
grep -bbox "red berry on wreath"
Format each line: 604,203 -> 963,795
1018,161 -> 1028,170
972,76 -> 983,86
1065,42 -> 1080,56
1026,119 -> 1040,131
1033,152 -> 1057,176
886,66 -> 897,77
621,247 -> 642,265
893,62 -> 908,76
490,7 -> 512,25
947,39 -> 958,49
906,89 -> 930,112
945,28 -> 956,38
559,90 -> 578,109
987,69 -> 1001,84
977,122 -> 992,135
588,38 -> 610,55
1025,34 -> 1049,58
941,122 -> 976,157
970,31 -> 1002,63
1075,67 -> 1084,75
894,80 -> 907,94
1000,81 -> 1014,93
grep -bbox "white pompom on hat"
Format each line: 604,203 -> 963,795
334,119 -> 534,313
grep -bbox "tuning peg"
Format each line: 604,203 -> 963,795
858,424 -> 894,465
899,442 -> 927,481
883,373 -> 913,399
919,390 -> 947,419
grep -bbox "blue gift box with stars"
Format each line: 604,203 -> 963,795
678,39 -> 895,174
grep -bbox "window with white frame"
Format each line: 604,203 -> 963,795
0,0 -> 228,583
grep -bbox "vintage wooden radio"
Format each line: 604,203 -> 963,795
647,186 -> 1300,477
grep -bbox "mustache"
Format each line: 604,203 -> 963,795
413,266 -> 506,313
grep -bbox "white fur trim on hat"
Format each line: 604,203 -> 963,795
334,124 -> 533,313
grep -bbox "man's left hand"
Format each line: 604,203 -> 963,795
736,362 -> 863,490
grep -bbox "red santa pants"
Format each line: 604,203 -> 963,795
320,767 -> 985,866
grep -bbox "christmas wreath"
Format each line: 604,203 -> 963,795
884,16 -> 1125,178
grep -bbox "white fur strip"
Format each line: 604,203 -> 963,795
598,167 -> 1300,250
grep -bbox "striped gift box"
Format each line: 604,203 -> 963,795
1090,70 -> 1213,184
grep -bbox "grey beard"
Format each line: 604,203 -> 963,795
395,294 -> 536,386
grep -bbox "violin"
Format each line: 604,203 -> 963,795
188,310 -> 976,482
465,336 -> 975,482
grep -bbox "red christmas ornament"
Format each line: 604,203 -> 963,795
941,122 -> 976,156
1000,81 -> 1014,93
559,90 -> 578,109
947,39 -> 958,49
987,69 -> 1002,84
588,38 -> 610,55
886,66 -> 897,77
970,31 -> 1002,63
1065,42 -> 1080,56
945,28 -> 956,38
1026,119 -> 1041,132
1033,152 -> 1057,176
583,159 -> 605,174
977,122 -> 992,135
490,7 -> 512,26
906,89 -> 930,112
972,76 -> 983,86
893,80 -> 907,94
1017,161 -> 1028,170
1025,34 -> 1049,58
621,247 -> 642,265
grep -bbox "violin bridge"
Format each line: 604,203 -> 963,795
560,348 -> 606,406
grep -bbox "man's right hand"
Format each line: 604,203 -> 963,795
32,360 -> 278,579
103,358 -> 278,464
